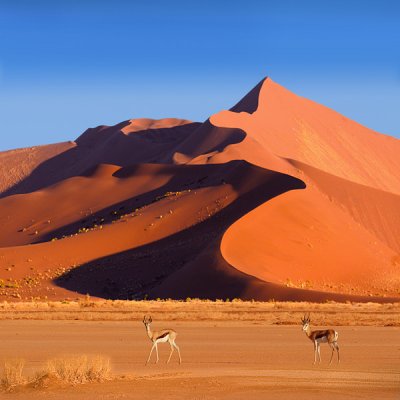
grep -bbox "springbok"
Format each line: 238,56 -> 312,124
301,313 -> 340,365
142,315 -> 182,365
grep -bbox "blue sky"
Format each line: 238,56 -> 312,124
0,0 -> 399,150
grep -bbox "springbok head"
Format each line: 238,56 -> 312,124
143,315 -> 152,328
301,313 -> 311,331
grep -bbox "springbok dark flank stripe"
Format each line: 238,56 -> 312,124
158,331 -> 170,339
315,330 -> 330,340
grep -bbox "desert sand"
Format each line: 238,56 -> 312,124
0,78 -> 399,302
1,317 -> 399,399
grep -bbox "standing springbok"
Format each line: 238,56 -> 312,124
142,315 -> 182,365
301,313 -> 340,365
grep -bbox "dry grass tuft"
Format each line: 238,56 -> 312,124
1,355 -> 111,391
1,358 -> 25,390
43,355 -> 111,385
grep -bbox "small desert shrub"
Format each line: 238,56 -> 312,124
79,294 -> 96,308
1,358 -> 25,389
232,298 -> 242,303
85,355 -> 111,382
45,355 -> 111,385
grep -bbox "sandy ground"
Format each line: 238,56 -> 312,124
0,320 -> 399,399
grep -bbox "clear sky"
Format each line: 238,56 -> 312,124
0,0 -> 399,151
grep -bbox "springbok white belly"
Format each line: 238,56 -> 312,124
156,335 -> 169,343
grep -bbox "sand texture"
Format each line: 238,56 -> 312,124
0,319 -> 399,399
0,78 -> 399,302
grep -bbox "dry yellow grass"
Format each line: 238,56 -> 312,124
1,355 -> 111,391
1,358 -> 25,390
0,299 -> 398,326
43,355 -> 111,385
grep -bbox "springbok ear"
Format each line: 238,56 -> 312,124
149,316 -> 152,323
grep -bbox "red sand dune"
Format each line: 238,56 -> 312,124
0,78 -> 399,302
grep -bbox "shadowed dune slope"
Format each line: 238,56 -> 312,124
0,118 -> 199,197
0,142 -> 75,196
229,78 -> 265,114
0,78 -> 399,302
0,161 -> 329,301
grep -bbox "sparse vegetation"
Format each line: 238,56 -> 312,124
44,355 -> 111,385
0,279 -> 20,289
1,358 -> 25,390
155,190 -> 190,201
1,355 -> 111,391
44,186 -> 211,242
0,300 -> 398,326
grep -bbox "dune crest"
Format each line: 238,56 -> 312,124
211,78 -> 400,194
0,78 -> 399,302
